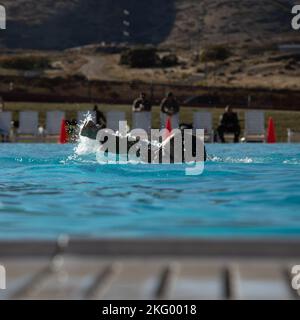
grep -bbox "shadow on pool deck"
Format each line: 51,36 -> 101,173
0,239 -> 299,299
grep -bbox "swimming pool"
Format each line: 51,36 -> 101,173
0,143 -> 299,239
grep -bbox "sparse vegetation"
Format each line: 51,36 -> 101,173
160,54 -> 179,68
120,47 -> 159,68
120,47 -> 179,68
0,56 -> 51,71
200,45 -> 231,62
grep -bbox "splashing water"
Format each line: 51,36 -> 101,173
74,112 -> 101,156
0,120 -> 300,240
73,113 -> 163,165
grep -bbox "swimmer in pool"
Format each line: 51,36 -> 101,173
80,120 -> 207,163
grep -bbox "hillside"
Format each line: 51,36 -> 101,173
1,0 -> 176,50
166,0 -> 298,48
0,0 -> 298,50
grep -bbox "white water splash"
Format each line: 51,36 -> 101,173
74,112 -> 101,156
72,113 -> 157,163
210,156 -> 254,163
283,159 -> 300,165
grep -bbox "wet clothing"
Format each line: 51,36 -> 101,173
160,98 -> 180,116
80,121 -> 207,163
132,98 -> 152,112
95,110 -> 107,128
217,111 -> 240,143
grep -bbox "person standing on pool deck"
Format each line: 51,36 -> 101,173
93,105 -> 107,129
160,92 -> 180,116
132,92 -> 152,112
217,106 -> 241,143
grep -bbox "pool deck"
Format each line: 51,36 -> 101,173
0,238 -> 300,300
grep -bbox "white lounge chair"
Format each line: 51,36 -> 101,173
243,110 -> 265,143
17,111 -> 39,141
160,113 -> 179,129
77,111 -> 96,124
0,111 -> 12,141
106,111 -> 126,132
45,111 -> 65,141
132,112 -> 152,134
193,111 -> 214,143
287,129 -> 300,143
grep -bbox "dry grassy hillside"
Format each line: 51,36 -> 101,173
165,0 -> 298,48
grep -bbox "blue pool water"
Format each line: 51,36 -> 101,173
0,143 -> 300,239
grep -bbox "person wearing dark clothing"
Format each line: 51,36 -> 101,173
80,120 -> 207,163
217,106 -> 241,143
132,92 -> 152,112
93,105 -> 107,129
160,92 -> 180,116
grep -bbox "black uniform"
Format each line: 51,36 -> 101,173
132,98 -> 152,112
217,112 -> 241,143
80,121 -> 207,163
160,98 -> 180,116
95,109 -> 107,128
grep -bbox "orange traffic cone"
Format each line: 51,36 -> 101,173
59,119 -> 68,144
267,117 -> 276,144
165,116 -> 172,139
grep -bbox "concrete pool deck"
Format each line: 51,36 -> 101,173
0,239 -> 300,300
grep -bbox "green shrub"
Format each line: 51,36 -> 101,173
120,47 -> 159,68
200,45 -> 231,62
160,54 -> 178,67
0,56 -> 51,70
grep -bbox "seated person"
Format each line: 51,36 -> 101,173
217,106 -> 241,143
132,92 -> 152,112
93,105 -> 107,129
160,92 -> 180,116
